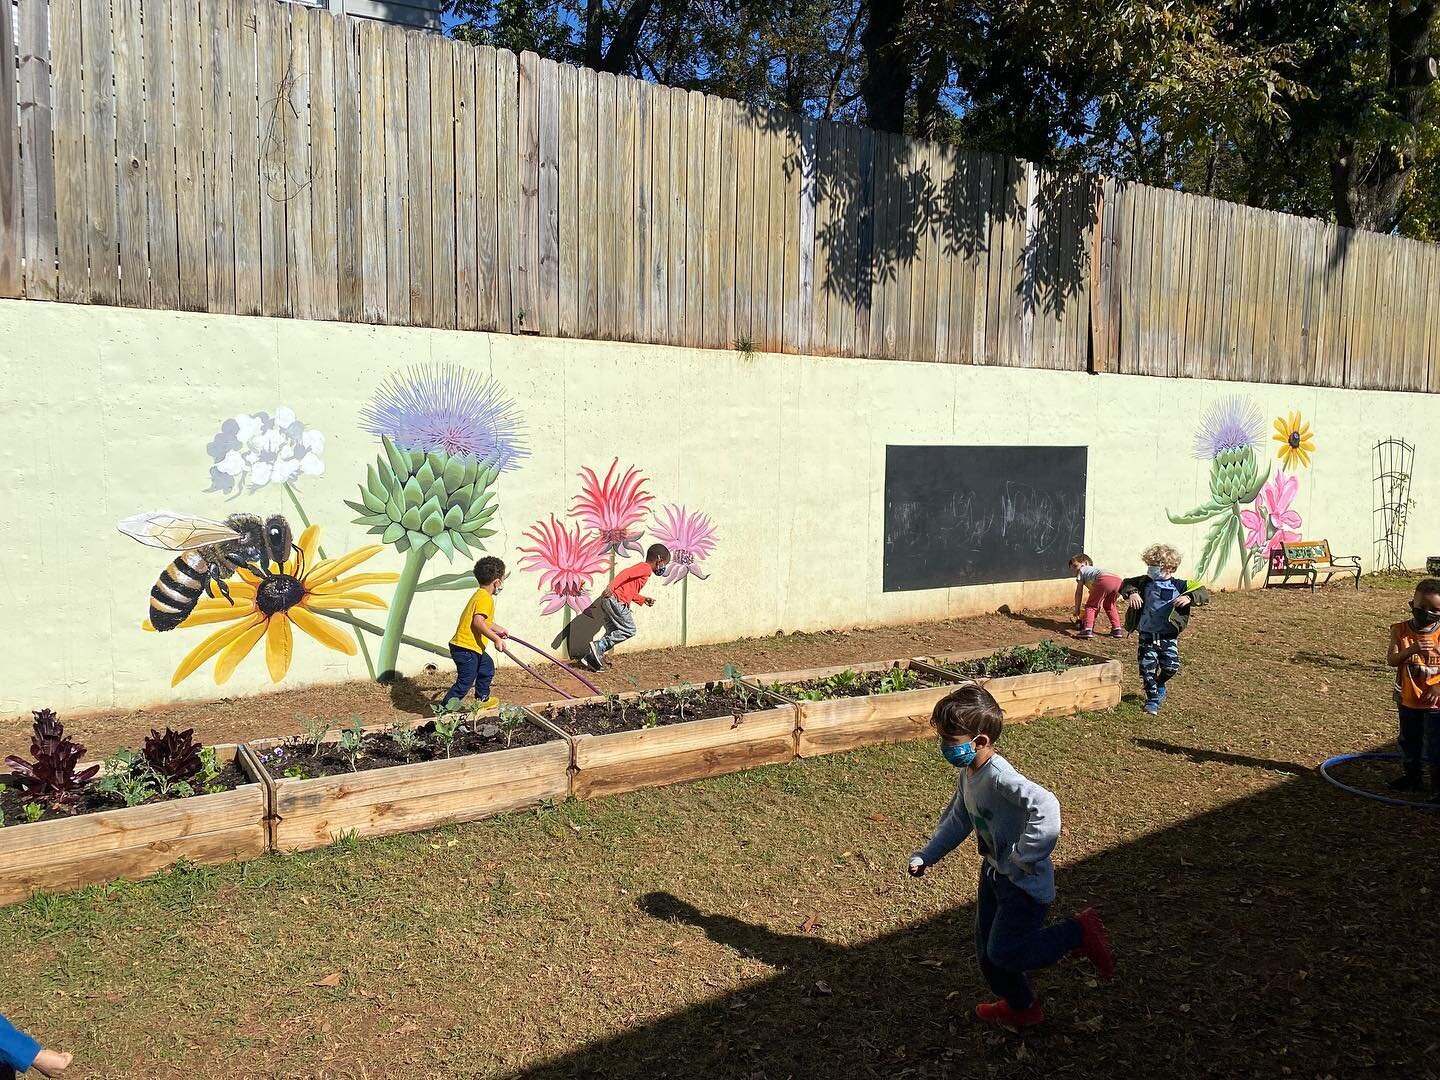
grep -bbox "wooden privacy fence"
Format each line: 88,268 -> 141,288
2,0 -> 1439,392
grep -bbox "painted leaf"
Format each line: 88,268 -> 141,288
416,572 -> 482,593
381,522 -> 406,545
400,506 -> 423,531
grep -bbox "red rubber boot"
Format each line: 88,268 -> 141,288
1074,908 -> 1115,980
975,999 -> 1046,1027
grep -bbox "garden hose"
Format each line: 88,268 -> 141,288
1318,752 -> 1440,809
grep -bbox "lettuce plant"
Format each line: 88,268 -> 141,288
142,728 -> 203,790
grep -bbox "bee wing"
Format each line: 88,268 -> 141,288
117,511 -> 244,551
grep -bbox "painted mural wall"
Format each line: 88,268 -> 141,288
0,299 -> 1432,714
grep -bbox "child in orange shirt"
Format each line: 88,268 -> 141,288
580,543 -> 671,672
1386,578 -> 1440,800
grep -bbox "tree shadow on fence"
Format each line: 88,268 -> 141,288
516,746 -> 1440,1079
755,109 -> 1097,327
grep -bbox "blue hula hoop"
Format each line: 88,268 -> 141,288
1319,752 -> 1440,809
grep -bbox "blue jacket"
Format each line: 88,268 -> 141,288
0,1014 -> 41,1073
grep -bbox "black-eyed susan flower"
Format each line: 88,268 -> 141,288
146,525 -> 397,686
1272,411 -> 1315,471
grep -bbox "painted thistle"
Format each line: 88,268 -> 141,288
1168,396 -> 1270,587
147,525 -> 397,686
649,504 -> 718,584
353,365 -> 527,678
518,515 -> 610,616
1272,410 -> 1315,471
360,364 -> 528,472
572,459 -> 653,558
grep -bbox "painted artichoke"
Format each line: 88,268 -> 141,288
347,436 -> 499,561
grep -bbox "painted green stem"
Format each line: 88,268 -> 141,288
377,546 -> 431,677
284,483 -> 376,679
314,608 -> 449,659
1232,503 -> 1252,590
680,575 -> 688,646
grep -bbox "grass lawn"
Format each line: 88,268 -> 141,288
2,578 -> 1438,1079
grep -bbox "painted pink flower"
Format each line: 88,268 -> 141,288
1241,472 -> 1303,555
572,459 -> 653,558
517,515 -> 609,616
649,504 -> 718,585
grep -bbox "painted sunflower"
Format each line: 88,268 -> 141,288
1272,411 -> 1315,471
146,525 -> 397,685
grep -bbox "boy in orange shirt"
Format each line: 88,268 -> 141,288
579,543 -> 670,671
1386,578 -> 1440,800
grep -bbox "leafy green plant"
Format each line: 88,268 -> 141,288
337,719 -> 367,772
497,705 -> 527,748
388,722 -> 424,761
5,709 -> 99,811
23,802 -> 43,824
672,681 -> 697,721
282,765 -> 307,780
723,664 -> 752,709
301,714 -> 332,755
639,702 -> 661,729
432,712 -> 464,758
938,640 -> 1074,679
93,749 -> 159,808
875,667 -> 921,694
195,747 -> 224,795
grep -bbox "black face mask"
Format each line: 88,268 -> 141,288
1411,606 -> 1440,629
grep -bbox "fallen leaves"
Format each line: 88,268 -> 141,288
312,973 -> 342,988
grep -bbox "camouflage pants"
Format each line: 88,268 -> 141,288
1137,632 -> 1181,702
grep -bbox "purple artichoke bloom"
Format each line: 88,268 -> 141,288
1192,395 -> 1264,460
360,364 -> 528,471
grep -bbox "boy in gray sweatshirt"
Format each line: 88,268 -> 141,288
909,684 -> 1114,1027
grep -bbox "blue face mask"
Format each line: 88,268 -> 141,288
942,740 -> 977,767
1146,565 -> 1164,580
654,564 -> 668,577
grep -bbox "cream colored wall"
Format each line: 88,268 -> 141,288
1,299 -> 1432,715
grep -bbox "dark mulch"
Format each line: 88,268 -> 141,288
769,667 -> 951,701
0,762 -> 250,826
255,719 -> 559,780
541,684 -> 768,736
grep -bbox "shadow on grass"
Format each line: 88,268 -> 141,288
387,675 -> 436,717
1133,739 -> 1310,776
516,744 -> 1440,1079
996,606 -> 1081,637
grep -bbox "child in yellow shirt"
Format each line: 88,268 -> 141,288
446,556 -> 510,709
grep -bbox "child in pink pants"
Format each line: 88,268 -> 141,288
1069,554 -> 1124,639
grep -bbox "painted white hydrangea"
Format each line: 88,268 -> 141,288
205,408 -> 326,495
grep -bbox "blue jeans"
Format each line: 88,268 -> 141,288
594,597 -> 637,657
975,864 -> 1082,1010
446,645 -> 494,705
1397,706 -> 1440,769
1137,632 -> 1181,704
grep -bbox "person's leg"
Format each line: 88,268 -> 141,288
1081,588 -> 1103,632
1156,637 -> 1181,685
977,867 -> 1041,1010
473,650 -> 497,706
974,865 -> 1010,1002
594,599 -> 637,658
1424,709 -> 1440,798
1137,633 -> 1161,712
1099,584 -> 1124,633
986,875 -> 1082,1007
1393,706 -> 1424,788
445,645 -> 480,706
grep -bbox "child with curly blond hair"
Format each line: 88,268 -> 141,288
1118,544 -> 1210,715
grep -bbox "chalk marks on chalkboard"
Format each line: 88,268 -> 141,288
883,446 -> 1088,592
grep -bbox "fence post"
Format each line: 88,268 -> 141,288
0,0 -> 21,298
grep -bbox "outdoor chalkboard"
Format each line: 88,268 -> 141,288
883,445 -> 1088,592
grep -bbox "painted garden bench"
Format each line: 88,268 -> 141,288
1265,540 -> 1361,591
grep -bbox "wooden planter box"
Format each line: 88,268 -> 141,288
755,659 -> 969,759
913,646 -> 1123,724
535,681 -> 798,800
0,744 -> 268,905
251,714 -> 572,853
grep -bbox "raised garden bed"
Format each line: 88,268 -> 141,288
250,709 -> 571,852
533,680 -> 798,799
914,643 -> 1122,724
756,659 -> 968,758
0,740 -> 266,905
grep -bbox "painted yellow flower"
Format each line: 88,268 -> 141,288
1272,411 -> 1315,471
145,525 -> 397,686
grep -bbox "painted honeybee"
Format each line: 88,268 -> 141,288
117,511 -> 298,631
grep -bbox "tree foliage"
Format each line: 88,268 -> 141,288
444,0 -> 1440,239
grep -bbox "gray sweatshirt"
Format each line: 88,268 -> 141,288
913,752 -> 1062,903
